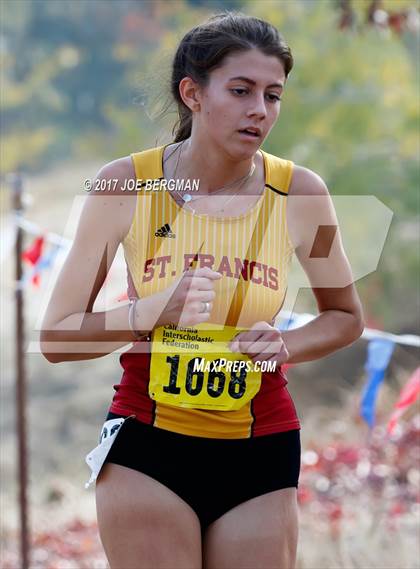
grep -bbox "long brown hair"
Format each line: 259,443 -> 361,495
171,11 -> 294,142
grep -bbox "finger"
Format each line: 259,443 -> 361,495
242,330 -> 287,358
247,346 -> 277,361
252,343 -> 289,364
247,321 -> 274,333
254,356 -> 280,371
184,267 -> 222,280
185,290 -> 216,303
237,331 -> 270,354
229,331 -> 263,353
229,335 -> 248,353
229,323 -> 280,352
249,347 -> 279,363
179,310 -> 211,326
261,350 -> 289,368
192,300 -> 213,314
237,322 -> 277,343
228,321 -> 273,344
229,339 -> 241,352
256,337 -> 286,355
178,299 -> 213,324
189,277 -> 220,291
198,290 -> 216,302
247,328 -> 285,352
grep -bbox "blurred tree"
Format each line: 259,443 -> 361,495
0,0 -> 168,171
238,0 -> 419,329
236,1 -> 419,215
187,0 -> 242,8
1,0 -> 418,330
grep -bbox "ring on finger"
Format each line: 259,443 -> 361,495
200,301 -> 211,313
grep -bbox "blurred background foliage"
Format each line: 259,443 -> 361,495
1,0 -> 419,331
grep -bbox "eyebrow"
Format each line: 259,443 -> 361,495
228,76 -> 284,89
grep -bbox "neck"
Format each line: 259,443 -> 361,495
177,133 -> 258,195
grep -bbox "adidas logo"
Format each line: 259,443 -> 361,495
155,223 -> 176,238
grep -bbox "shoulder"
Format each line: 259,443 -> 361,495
96,143 -> 161,183
82,156 -> 137,243
286,164 -> 338,251
261,151 -> 328,197
288,164 -> 329,196
93,155 -> 136,196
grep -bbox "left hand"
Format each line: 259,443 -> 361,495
228,321 -> 290,369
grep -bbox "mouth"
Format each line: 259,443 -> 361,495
238,128 -> 261,139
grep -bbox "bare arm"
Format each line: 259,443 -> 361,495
281,165 -> 364,364
39,157 -> 158,363
40,157 -> 221,363
230,166 -> 364,366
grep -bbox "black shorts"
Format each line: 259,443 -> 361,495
103,412 -> 301,536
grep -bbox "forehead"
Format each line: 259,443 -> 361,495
211,48 -> 286,85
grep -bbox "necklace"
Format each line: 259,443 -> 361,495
182,168 -> 255,214
170,140 -> 256,214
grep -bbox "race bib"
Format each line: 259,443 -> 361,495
150,323 -> 262,411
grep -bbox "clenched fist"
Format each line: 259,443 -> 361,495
228,321 -> 289,370
155,266 -> 222,327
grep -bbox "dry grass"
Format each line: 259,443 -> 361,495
1,162 -> 418,568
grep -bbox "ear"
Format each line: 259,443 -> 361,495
179,77 -> 202,113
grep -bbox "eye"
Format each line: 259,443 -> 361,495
230,88 -> 248,96
266,93 -> 282,102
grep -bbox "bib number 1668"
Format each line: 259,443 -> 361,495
163,355 -> 247,400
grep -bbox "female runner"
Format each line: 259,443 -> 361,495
41,11 -> 364,569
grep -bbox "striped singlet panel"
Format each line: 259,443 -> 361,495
110,144 -> 301,439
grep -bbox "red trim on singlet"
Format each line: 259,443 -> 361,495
250,367 -> 301,437
110,347 -> 155,426
109,347 -> 301,438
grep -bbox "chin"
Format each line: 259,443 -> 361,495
236,147 -> 261,162
225,141 -> 261,161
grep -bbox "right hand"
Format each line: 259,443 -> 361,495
154,267 -> 222,328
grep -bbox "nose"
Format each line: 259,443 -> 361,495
246,92 -> 267,120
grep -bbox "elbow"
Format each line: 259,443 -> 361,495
40,348 -> 61,365
40,330 -> 62,364
348,306 -> 365,343
41,351 -> 61,364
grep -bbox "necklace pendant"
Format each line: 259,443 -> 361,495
183,194 -> 192,203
